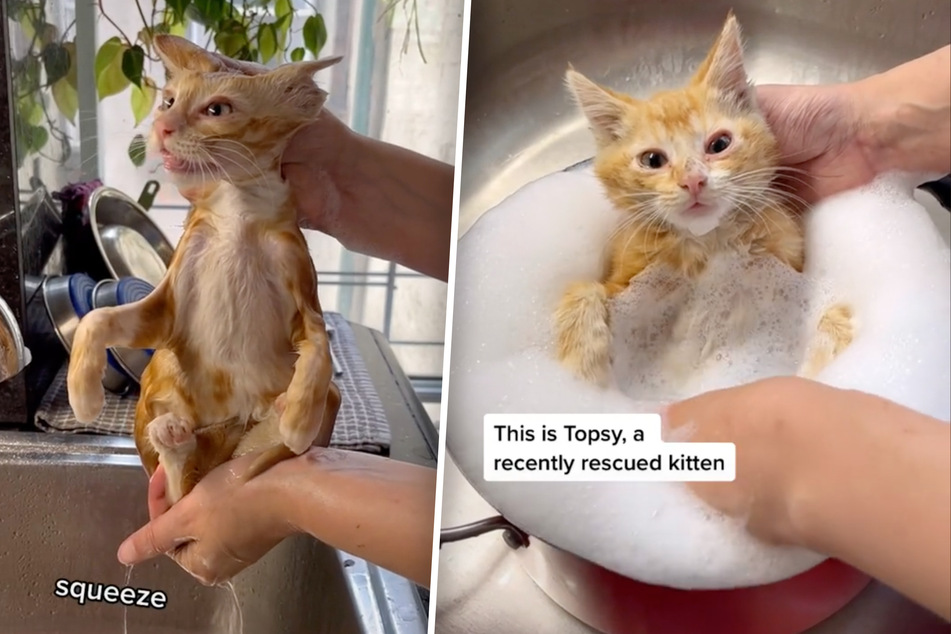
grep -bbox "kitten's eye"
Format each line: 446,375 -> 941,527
162,96 -> 174,109
638,151 -> 668,169
707,132 -> 732,154
205,103 -> 233,117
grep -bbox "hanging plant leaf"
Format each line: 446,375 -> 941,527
21,96 -> 43,126
51,77 -> 79,124
214,20 -> 250,59
128,134 -> 147,167
290,47 -> 305,62
131,78 -> 157,127
17,4 -> 41,41
275,0 -> 293,19
64,42 -> 78,91
41,42 -> 71,85
187,0 -> 230,28
166,0 -> 191,24
122,45 -> 146,88
303,15 -> 328,58
95,37 -> 131,100
257,23 -> 278,63
21,55 -> 42,95
274,12 -> 292,51
29,125 -> 49,153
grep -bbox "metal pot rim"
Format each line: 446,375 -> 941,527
0,294 -> 27,378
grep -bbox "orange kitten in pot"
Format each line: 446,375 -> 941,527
555,14 -> 853,385
67,34 -> 342,504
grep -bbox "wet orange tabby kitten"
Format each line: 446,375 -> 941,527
555,14 -> 853,385
67,34 -> 342,504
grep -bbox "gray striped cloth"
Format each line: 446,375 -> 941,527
33,313 -> 391,453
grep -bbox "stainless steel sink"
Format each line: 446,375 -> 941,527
0,433 -> 425,634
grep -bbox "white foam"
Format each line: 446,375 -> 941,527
446,167 -> 951,589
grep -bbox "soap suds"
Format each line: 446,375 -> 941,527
447,167 -> 951,589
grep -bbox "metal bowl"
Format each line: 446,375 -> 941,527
88,186 -> 174,287
89,277 -> 156,383
0,295 -> 28,383
452,1 -> 951,633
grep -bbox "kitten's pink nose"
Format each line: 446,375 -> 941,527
679,173 -> 707,196
155,119 -> 176,140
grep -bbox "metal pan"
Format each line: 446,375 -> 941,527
87,186 -> 174,287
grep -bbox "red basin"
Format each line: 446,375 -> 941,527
518,542 -> 871,634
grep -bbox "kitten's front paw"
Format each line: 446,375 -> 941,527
799,303 -> 855,379
554,282 -> 612,386
66,335 -> 107,423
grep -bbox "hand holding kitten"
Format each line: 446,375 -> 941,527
203,50 -> 454,280
756,44 -> 951,204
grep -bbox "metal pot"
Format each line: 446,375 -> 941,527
450,1 -> 951,632
0,295 -> 29,383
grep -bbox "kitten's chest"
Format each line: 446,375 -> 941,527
175,226 -> 297,355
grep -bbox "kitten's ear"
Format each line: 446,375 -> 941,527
267,56 -> 344,85
692,13 -> 754,108
152,34 -> 224,76
265,56 -> 344,118
565,68 -> 630,146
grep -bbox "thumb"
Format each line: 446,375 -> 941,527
117,509 -> 188,566
147,464 -> 171,520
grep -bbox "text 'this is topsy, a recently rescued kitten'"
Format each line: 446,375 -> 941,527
554,14 -> 854,386
67,35 -> 342,504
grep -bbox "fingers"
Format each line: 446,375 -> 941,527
117,506 -> 187,566
147,464 -> 170,520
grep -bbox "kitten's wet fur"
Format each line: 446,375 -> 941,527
67,35 -> 342,504
554,14 -> 854,385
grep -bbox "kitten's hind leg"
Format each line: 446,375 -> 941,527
238,384 -> 343,481
799,303 -> 855,379
147,413 -> 197,505
554,281 -> 613,385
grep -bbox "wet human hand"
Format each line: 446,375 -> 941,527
117,453 -> 297,585
755,83 -> 877,204
662,376 -> 823,545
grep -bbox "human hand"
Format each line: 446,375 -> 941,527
202,50 -> 359,240
662,376 -> 825,546
117,452 -> 297,585
755,82 -> 878,205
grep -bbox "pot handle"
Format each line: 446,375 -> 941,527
138,180 -> 161,211
919,174 -> 951,211
440,515 -> 530,550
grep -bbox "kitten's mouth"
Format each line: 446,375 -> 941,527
161,150 -> 210,175
683,201 -> 712,216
